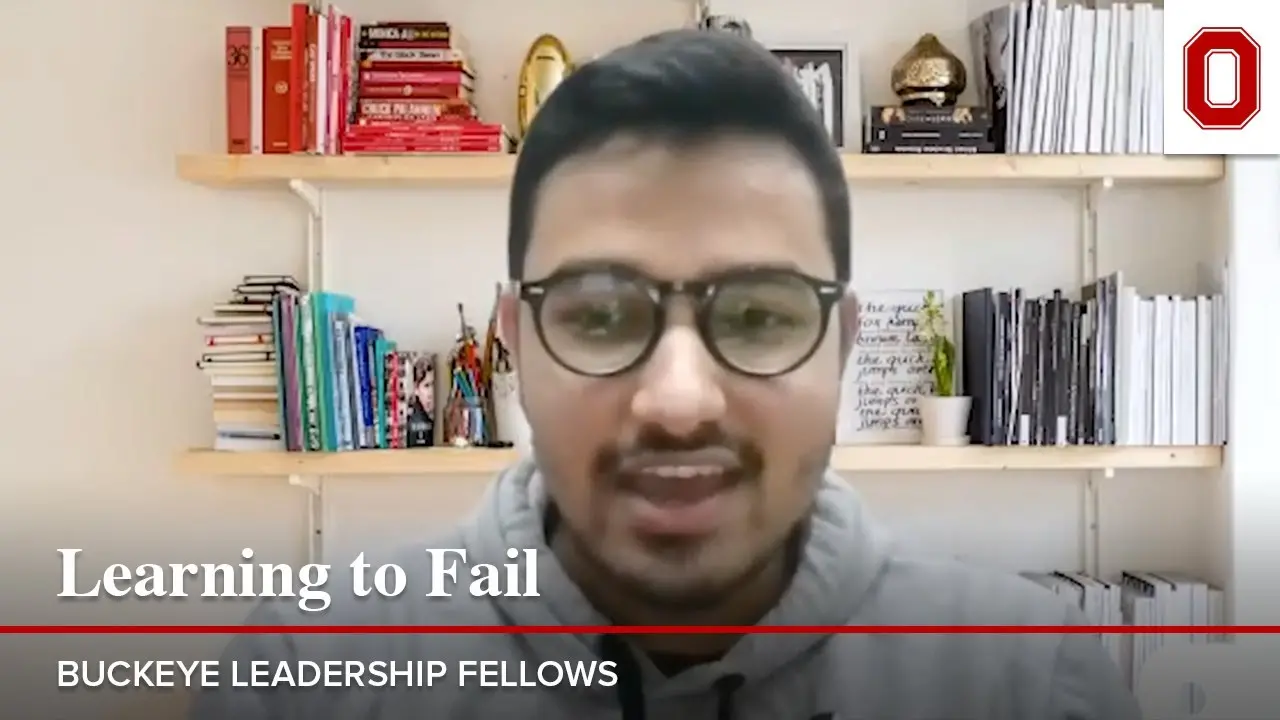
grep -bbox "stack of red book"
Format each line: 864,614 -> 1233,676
343,21 -> 512,154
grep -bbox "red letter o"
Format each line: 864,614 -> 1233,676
1183,27 -> 1261,130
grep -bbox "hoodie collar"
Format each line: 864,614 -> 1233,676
462,457 -> 891,694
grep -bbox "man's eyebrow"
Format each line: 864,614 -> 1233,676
544,258 -> 806,279
548,258 -> 640,276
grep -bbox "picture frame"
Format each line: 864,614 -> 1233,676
766,42 -> 860,150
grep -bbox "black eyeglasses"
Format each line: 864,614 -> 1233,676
518,265 -> 845,378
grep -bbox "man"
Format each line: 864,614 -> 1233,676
192,29 -> 1143,720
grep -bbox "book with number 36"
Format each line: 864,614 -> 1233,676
1163,0 -> 1279,155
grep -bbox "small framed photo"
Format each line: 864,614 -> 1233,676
767,43 -> 857,149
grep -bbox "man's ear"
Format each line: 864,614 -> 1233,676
837,291 -> 859,370
498,286 -> 521,361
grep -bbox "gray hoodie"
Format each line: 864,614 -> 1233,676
191,459 -> 1143,720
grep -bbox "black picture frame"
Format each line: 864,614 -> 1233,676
769,45 -> 848,148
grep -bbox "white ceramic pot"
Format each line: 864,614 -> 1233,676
492,371 -> 531,451
918,395 -> 972,446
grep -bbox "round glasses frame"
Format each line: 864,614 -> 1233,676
517,265 -> 847,379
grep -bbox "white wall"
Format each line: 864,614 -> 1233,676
0,0 -> 1227,716
1223,157 -> 1280,626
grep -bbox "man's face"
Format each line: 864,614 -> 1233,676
505,135 -> 852,610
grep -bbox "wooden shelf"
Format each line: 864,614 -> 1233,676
175,445 -> 1222,477
175,153 -> 1225,188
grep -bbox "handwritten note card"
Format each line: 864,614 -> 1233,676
836,290 -> 940,444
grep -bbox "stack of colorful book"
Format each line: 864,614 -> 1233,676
197,275 -> 300,451
343,20 -> 513,154
270,289 -> 439,451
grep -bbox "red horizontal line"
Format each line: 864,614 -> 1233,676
0,625 -> 1261,635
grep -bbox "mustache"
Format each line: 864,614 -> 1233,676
593,424 -> 765,477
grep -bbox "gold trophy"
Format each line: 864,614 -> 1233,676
517,34 -> 573,138
890,33 -> 966,107
865,33 -> 993,153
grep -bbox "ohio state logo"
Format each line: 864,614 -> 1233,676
1183,27 -> 1261,130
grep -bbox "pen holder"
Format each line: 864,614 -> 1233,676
443,395 -> 487,447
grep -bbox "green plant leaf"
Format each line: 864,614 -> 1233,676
918,291 -> 956,397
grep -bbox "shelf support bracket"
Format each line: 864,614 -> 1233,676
287,473 -> 321,493
1081,177 -> 1112,283
287,474 -> 325,565
286,178 -> 327,567
1078,178 -> 1112,578
1082,472 -> 1101,576
288,178 -> 328,294
288,179 -> 321,216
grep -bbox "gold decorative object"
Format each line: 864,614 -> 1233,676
517,34 -> 573,137
890,33 -> 966,107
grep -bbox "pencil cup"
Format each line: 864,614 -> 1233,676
444,396 -> 487,447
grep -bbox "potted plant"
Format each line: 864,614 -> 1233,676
917,290 -> 971,446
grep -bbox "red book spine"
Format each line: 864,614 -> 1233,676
225,26 -> 253,154
360,69 -> 468,84
305,10 -> 318,152
345,146 -> 503,155
344,137 -> 504,150
358,83 -> 469,99
336,14 -> 353,154
352,110 -> 475,126
344,141 -> 504,153
346,135 -> 503,147
288,4 -> 308,152
262,27 -> 292,153
357,98 -> 474,119
345,123 -> 503,137
360,48 -> 466,64
326,5 -> 340,155
386,353 -> 403,449
347,120 -> 482,132
360,63 -> 473,78
365,60 -> 468,73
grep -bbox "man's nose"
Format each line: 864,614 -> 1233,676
630,324 -> 727,436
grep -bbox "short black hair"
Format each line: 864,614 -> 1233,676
506,28 -> 850,283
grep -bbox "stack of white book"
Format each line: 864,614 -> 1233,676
1022,568 -> 1226,706
1110,264 -> 1230,447
970,0 -> 1164,153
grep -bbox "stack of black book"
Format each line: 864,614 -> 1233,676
864,105 -> 996,154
